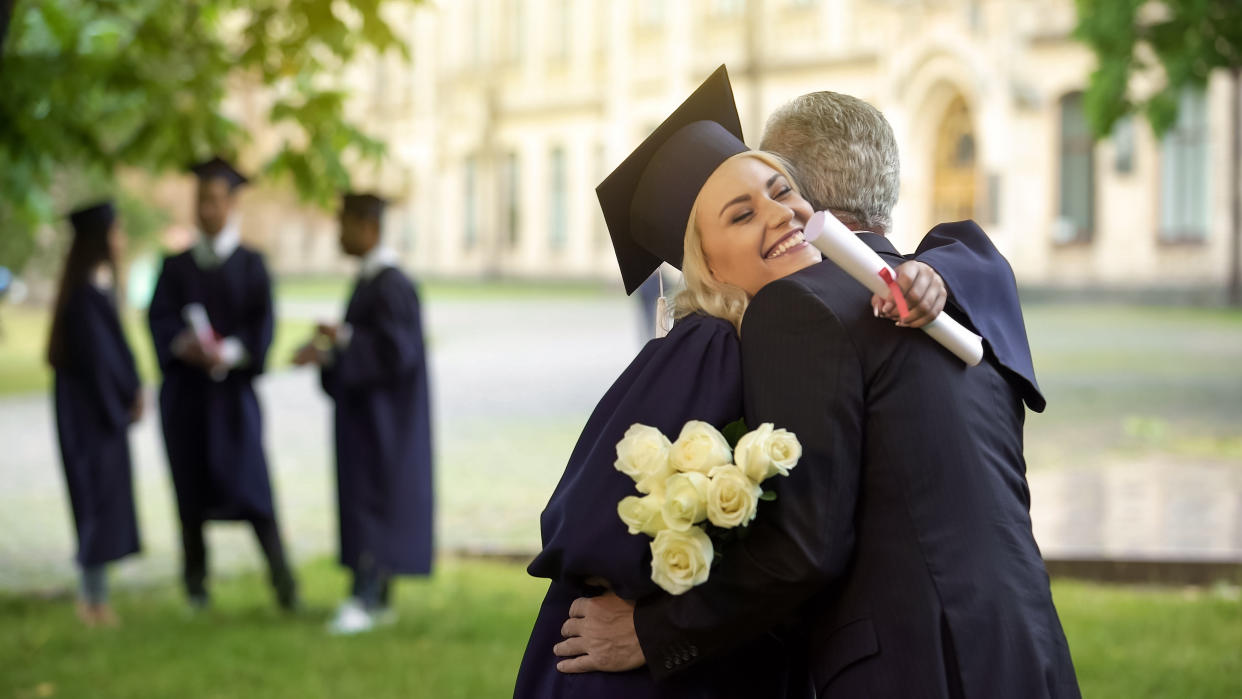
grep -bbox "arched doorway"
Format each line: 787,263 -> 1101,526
931,95 -> 978,222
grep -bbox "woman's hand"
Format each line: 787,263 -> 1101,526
871,260 -> 947,328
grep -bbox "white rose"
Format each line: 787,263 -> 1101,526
706,464 -> 762,528
735,423 -> 775,482
736,423 -> 802,483
649,527 -> 714,595
766,428 -> 802,475
614,424 -> 674,494
668,420 -> 733,475
661,472 -> 710,531
617,494 -> 667,537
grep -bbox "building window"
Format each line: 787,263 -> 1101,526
1055,92 -> 1095,244
1159,88 -> 1209,243
504,152 -> 520,249
636,0 -> 664,27
549,147 -> 567,252
505,0 -> 523,64
1113,114 -> 1135,174
552,0 -> 571,60
593,142 -> 609,250
464,155 -> 478,251
931,95 -> 978,224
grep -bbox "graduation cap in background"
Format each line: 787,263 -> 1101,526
341,192 -> 388,221
68,200 -> 117,238
189,156 -> 249,191
597,65 -> 748,295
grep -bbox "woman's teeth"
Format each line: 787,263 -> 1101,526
765,231 -> 805,260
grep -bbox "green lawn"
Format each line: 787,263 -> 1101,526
1,559 -> 1237,699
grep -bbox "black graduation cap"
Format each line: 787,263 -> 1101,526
597,65 -> 748,294
342,192 -> 387,220
189,156 -> 249,191
68,200 -> 116,238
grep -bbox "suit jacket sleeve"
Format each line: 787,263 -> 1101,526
911,221 -> 1044,411
633,277 -> 866,679
327,273 -> 424,390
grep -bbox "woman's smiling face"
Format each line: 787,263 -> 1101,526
693,154 -> 821,297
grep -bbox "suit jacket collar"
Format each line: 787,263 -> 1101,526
857,231 -> 898,257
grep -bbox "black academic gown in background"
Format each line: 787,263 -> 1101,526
147,247 -> 276,523
321,266 -> 433,576
514,314 -> 809,699
635,231 -> 1078,698
54,284 -> 142,566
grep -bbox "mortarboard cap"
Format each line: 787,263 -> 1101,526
597,65 -> 748,295
342,192 -> 388,220
189,156 -> 249,191
68,200 -> 116,239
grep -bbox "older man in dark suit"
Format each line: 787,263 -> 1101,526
556,92 -> 1078,698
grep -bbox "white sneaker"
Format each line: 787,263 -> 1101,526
327,599 -> 374,636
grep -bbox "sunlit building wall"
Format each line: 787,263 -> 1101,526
205,0 -> 1233,293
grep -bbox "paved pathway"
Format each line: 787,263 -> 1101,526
2,295 -> 1239,593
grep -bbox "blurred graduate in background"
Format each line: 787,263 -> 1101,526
147,157 -> 298,612
294,192 -> 434,635
47,200 -> 143,627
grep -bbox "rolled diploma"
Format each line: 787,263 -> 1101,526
183,303 -> 228,381
804,211 -> 984,367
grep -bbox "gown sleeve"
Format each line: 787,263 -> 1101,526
912,221 -> 1045,412
147,256 -> 185,373
324,271 -> 425,391
229,252 -> 275,376
64,289 -> 140,431
527,314 -> 745,602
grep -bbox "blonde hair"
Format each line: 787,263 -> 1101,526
672,150 -> 801,334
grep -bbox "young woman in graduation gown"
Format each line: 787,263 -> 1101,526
513,67 -> 1046,697
47,201 -> 143,626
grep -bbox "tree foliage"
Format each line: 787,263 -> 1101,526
1074,0 -> 1241,137
0,0 -> 414,272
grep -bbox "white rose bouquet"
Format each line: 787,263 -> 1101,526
614,419 -> 802,595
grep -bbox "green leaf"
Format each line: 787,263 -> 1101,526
759,491 -> 777,502
722,418 -> 748,448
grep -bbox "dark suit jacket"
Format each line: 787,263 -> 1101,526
634,231 -> 1079,698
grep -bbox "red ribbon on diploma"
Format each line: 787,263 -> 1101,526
878,267 -> 909,320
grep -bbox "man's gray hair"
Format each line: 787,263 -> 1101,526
759,91 -> 900,234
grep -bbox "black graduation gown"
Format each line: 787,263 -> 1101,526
53,284 -> 142,567
320,266 -> 434,576
910,220 -> 1045,411
147,247 -> 277,522
514,314 -> 808,699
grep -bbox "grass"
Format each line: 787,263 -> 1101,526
0,559 -> 1237,699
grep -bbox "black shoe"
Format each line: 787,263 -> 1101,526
187,593 -> 210,615
276,580 -> 300,613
